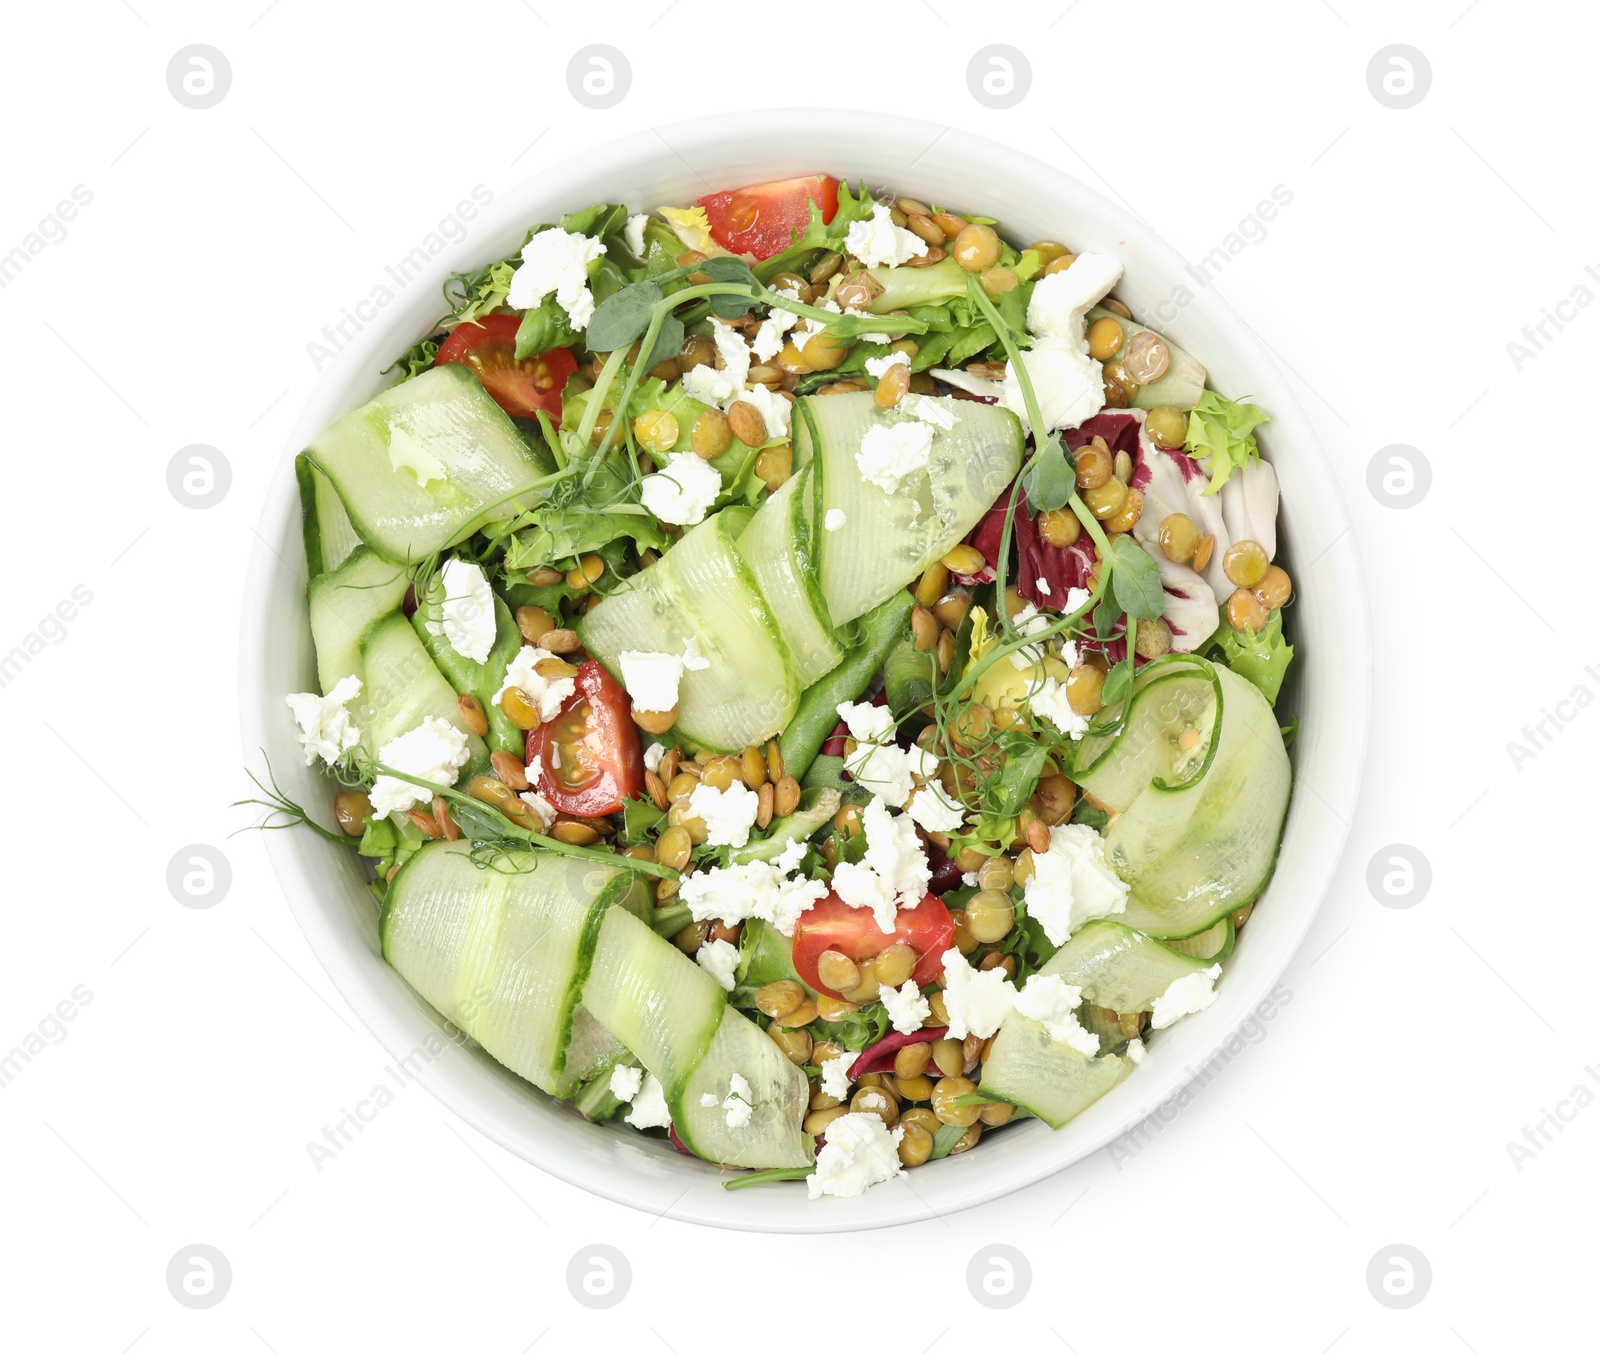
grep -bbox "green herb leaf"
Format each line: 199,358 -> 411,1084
1100,658 -> 1133,708
644,312 -> 684,371
586,279 -> 664,352
1019,436 -> 1073,513
1094,592 -> 1122,640
1109,535 -> 1165,620
1203,606 -> 1295,704
1185,391 -> 1269,495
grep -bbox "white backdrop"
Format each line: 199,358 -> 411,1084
2,0 -> 1593,1348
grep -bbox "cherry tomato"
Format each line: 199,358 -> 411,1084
526,661 -> 643,817
697,174 -> 839,260
792,891 -> 952,999
434,314 -> 576,420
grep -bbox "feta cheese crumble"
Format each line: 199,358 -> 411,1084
1023,823 -> 1130,945
880,979 -> 932,1035
908,783 -> 965,834
1029,678 -> 1090,740
679,846 -> 828,937
608,1063 -> 643,1102
819,1054 -> 854,1102
699,1072 -> 754,1128
751,285 -> 804,361
427,559 -> 497,664
286,675 -> 362,767
624,1072 -> 672,1129
824,508 -> 847,532
738,381 -> 792,441
369,716 -> 472,817
1126,1037 -> 1146,1064
865,350 -> 911,378
494,646 -> 576,724
837,700 -> 894,744
1149,965 -> 1222,1030
1012,975 -> 1099,1056
643,742 -> 666,773
507,227 -> 606,329
640,452 -> 723,526
1036,576 -> 1052,597
940,947 -> 1017,1039
806,1111 -> 905,1199
623,213 -> 649,257
844,203 -> 930,269
856,420 -> 934,495
687,781 -> 762,849
618,648 -> 687,713
695,938 -> 741,992
861,797 -> 931,908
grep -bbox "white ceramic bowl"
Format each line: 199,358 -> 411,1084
240,111 -> 1370,1232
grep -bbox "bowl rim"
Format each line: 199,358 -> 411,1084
239,108 -> 1372,1232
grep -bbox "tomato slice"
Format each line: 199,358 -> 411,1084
434,314 -> 576,420
697,174 -> 839,260
792,891 -> 952,999
525,661 -> 643,817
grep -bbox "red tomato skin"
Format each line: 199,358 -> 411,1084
433,314 -> 576,420
697,175 -> 840,260
791,891 -> 953,999
525,661 -> 644,817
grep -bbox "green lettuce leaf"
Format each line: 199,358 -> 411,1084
1185,390 -> 1269,495
1204,607 -> 1294,705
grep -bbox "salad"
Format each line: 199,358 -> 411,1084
270,173 -> 1294,1201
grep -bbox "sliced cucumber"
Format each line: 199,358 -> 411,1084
804,391 -> 1023,625
357,612 -> 489,780
735,466 -> 843,687
411,577 -> 525,757
297,453 -> 363,576
303,364 -> 555,567
1164,916 -> 1235,963
306,546 -> 413,694
1090,663 -> 1291,939
581,904 -> 811,1168
1087,307 -> 1206,411
1038,919 -> 1223,1013
1072,659 -> 1222,811
580,512 -> 798,753
380,841 -> 625,1097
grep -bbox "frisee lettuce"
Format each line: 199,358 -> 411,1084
1184,391 -> 1269,495
1204,606 -> 1294,705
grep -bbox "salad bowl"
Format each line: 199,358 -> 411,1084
240,110 -> 1369,1231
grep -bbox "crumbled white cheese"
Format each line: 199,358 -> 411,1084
1023,823 -> 1130,945
843,740 -> 916,806
680,320 -> 752,408
806,1111 -> 905,1199
618,649 -> 686,713
687,781 -> 762,849
1012,975 -> 1099,1056
369,716 -> 472,817
507,227 -> 606,329
1036,576 -> 1052,597
425,559 -> 497,664
518,754 -> 558,827
832,798 -> 932,932
906,394 -> 956,431
818,1054 -> 853,1102
723,1072 -> 754,1128
286,675 -> 362,767
640,452 -> 723,526
643,742 -> 666,773
624,213 -> 649,257
908,783 -> 965,834
831,861 -> 897,933
682,636 -> 710,671
1029,677 -> 1090,740
1027,255 -> 1125,339
1150,965 -> 1222,1030
940,947 -> 1016,1040
905,744 -> 940,780
837,700 -> 893,744
824,508 -> 847,532
494,646 -> 576,724
856,420 -> 934,495
844,203 -> 930,269
1126,1037 -> 1146,1064
695,938 -> 741,992
680,853 -> 828,937
609,1063 -> 643,1102
880,980 -> 932,1035
738,382 -> 792,442
751,285 -> 804,361
624,1072 -> 672,1129
865,350 -> 911,378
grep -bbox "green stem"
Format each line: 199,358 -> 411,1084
722,1166 -> 813,1191
371,763 -> 680,880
